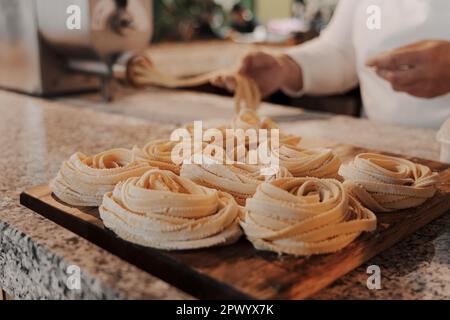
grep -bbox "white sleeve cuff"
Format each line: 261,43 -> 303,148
284,45 -> 317,96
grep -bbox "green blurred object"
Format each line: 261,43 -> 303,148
153,0 -> 254,42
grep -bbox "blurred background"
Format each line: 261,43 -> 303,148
153,0 -> 337,43
147,0 -> 361,117
0,0 -> 361,116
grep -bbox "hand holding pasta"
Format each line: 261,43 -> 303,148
128,54 -> 261,113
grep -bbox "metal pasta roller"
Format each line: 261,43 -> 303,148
0,0 -> 153,101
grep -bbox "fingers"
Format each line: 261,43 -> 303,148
212,51 -> 272,91
213,51 -> 278,96
239,51 -> 275,75
210,75 -> 224,88
377,67 -> 422,93
367,40 -> 450,99
239,54 -> 254,74
376,67 -> 425,87
375,65 -> 446,98
399,82 -> 448,99
210,75 -> 237,92
393,83 -> 435,99
379,71 -> 439,98
367,49 -> 425,70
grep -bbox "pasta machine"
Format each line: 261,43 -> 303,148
0,0 -> 153,101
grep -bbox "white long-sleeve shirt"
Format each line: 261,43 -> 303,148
286,0 -> 450,129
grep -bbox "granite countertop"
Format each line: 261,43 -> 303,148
0,88 -> 449,300
0,91 -> 190,299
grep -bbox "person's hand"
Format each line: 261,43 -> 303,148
211,51 -> 303,97
367,40 -> 450,99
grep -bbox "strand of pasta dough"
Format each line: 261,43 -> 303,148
240,177 -> 377,256
339,153 -> 440,212
99,169 -> 242,250
128,55 -> 261,113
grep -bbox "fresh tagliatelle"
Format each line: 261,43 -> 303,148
128,55 -> 261,113
132,139 -> 181,174
216,110 -> 301,163
180,162 -> 292,206
276,144 -> 341,179
50,149 -> 152,207
240,177 -> 377,256
99,169 -> 242,250
339,153 -> 440,212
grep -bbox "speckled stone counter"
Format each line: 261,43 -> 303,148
0,91 -> 190,299
1,88 -> 449,299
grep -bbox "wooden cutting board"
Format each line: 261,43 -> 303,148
20,144 -> 450,299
